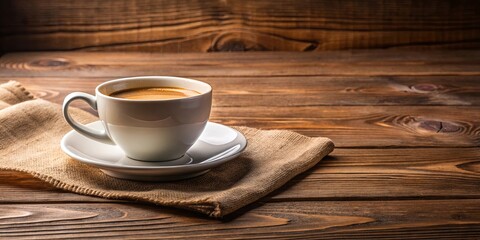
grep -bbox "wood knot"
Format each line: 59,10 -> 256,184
28,58 -> 70,68
210,39 -> 266,52
209,31 -> 268,52
218,41 -> 249,51
344,87 -> 359,92
418,120 -> 460,133
457,161 -> 480,173
209,30 -> 313,52
410,83 -> 440,92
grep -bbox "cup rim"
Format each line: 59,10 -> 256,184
95,76 -> 212,102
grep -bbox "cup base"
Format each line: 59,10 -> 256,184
126,154 -> 193,166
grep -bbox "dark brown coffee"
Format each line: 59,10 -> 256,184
110,87 -> 200,100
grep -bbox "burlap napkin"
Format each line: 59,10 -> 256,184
0,81 -> 334,217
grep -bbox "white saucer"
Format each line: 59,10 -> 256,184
61,121 -> 247,181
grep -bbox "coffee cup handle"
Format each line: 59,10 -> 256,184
62,92 -> 114,145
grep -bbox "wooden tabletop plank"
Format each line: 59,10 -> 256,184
1,51 -> 480,77
213,106 -> 480,147
0,171 -> 123,204
3,76 -> 480,106
1,148 -> 478,203
0,79 -> 477,148
0,200 -> 479,239
274,148 -> 480,200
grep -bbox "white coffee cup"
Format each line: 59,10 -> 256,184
62,76 -> 212,161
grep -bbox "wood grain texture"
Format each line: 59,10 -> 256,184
0,201 -> 479,239
276,148 -> 480,200
1,148 -> 479,203
0,50 -> 479,237
0,171 -> 122,204
2,76 -> 480,106
0,51 -> 478,147
1,0 -> 480,52
1,51 -> 479,78
212,105 -> 480,147
0,78 -> 478,147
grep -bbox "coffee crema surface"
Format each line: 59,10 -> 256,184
110,87 -> 200,100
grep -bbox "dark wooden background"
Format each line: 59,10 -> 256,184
1,0 -> 480,52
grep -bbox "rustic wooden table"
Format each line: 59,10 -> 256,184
0,50 -> 479,238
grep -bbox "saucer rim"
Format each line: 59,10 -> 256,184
60,121 -> 247,170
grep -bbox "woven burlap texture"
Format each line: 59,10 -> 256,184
0,81 -> 334,217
